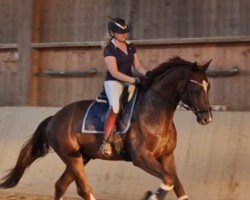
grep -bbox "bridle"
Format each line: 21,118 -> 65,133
178,79 -> 212,114
147,68 -> 211,115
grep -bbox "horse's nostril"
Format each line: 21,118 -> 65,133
204,116 -> 212,124
202,118 -> 207,125
198,111 -> 213,125
198,116 -> 211,125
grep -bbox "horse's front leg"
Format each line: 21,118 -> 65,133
158,154 -> 188,200
131,149 -> 175,200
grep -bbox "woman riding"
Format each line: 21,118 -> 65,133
100,17 -> 147,155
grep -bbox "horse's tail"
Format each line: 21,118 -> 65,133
0,116 -> 53,188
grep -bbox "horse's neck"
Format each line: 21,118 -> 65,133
135,92 -> 174,138
136,90 -> 176,132
137,69 -> 184,125
141,90 -> 176,120
150,71 -> 182,111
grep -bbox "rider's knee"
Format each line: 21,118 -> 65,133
111,104 -> 120,114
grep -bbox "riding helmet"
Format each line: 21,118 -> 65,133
108,18 -> 130,34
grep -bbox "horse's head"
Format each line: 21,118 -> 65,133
178,60 -> 212,125
143,57 -> 213,125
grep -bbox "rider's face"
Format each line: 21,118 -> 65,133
114,33 -> 128,42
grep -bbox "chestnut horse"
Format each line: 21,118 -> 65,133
0,57 -> 212,200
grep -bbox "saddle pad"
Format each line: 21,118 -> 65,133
81,90 -> 137,134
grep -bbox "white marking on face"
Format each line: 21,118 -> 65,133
190,79 -> 209,97
202,80 -> 209,94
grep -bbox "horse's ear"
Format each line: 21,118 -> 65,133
191,62 -> 198,70
202,59 -> 212,71
193,61 -> 198,66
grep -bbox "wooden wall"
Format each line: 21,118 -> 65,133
0,0 -> 249,110
34,0 -> 250,42
0,0 -> 33,105
29,47 -> 105,106
1,0 -> 249,43
29,40 -> 250,111
136,42 -> 250,111
0,0 -> 18,44
0,49 -> 19,105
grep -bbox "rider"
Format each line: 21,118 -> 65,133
100,17 -> 147,155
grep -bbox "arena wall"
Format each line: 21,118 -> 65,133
0,107 -> 249,199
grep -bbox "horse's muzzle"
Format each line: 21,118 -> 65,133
196,110 -> 212,125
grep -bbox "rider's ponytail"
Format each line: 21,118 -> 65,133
101,31 -> 112,49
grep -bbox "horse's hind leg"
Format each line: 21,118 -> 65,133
73,160 -> 96,199
66,156 -> 95,200
56,150 -> 95,200
55,158 -> 91,200
55,167 -> 74,200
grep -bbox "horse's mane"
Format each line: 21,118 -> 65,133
144,56 -> 196,87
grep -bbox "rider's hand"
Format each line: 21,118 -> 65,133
145,70 -> 153,78
134,77 -> 144,87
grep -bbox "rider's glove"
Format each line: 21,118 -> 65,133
145,70 -> 153,78
134,77 -> 143,87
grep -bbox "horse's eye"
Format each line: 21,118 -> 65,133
190,85 -> 200,93
193,88 -> 200,93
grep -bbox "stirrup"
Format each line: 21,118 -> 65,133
100,141 -> 112,156
113,136 -> 123,154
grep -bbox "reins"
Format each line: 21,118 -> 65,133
147,88 -> 192,111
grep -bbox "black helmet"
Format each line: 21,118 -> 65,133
108,18 -> 130,34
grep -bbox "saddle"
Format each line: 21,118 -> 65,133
81,85 -> 137,135
81,85 -> 137,153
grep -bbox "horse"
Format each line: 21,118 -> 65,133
0,57 -> 212,200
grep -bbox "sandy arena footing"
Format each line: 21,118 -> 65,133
0,107 -> 250,200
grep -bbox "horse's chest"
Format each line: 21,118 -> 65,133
156,138 -> 176,156
144,131 -> 176,157
139,113 -> 177,156
154,128 -> 177,157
